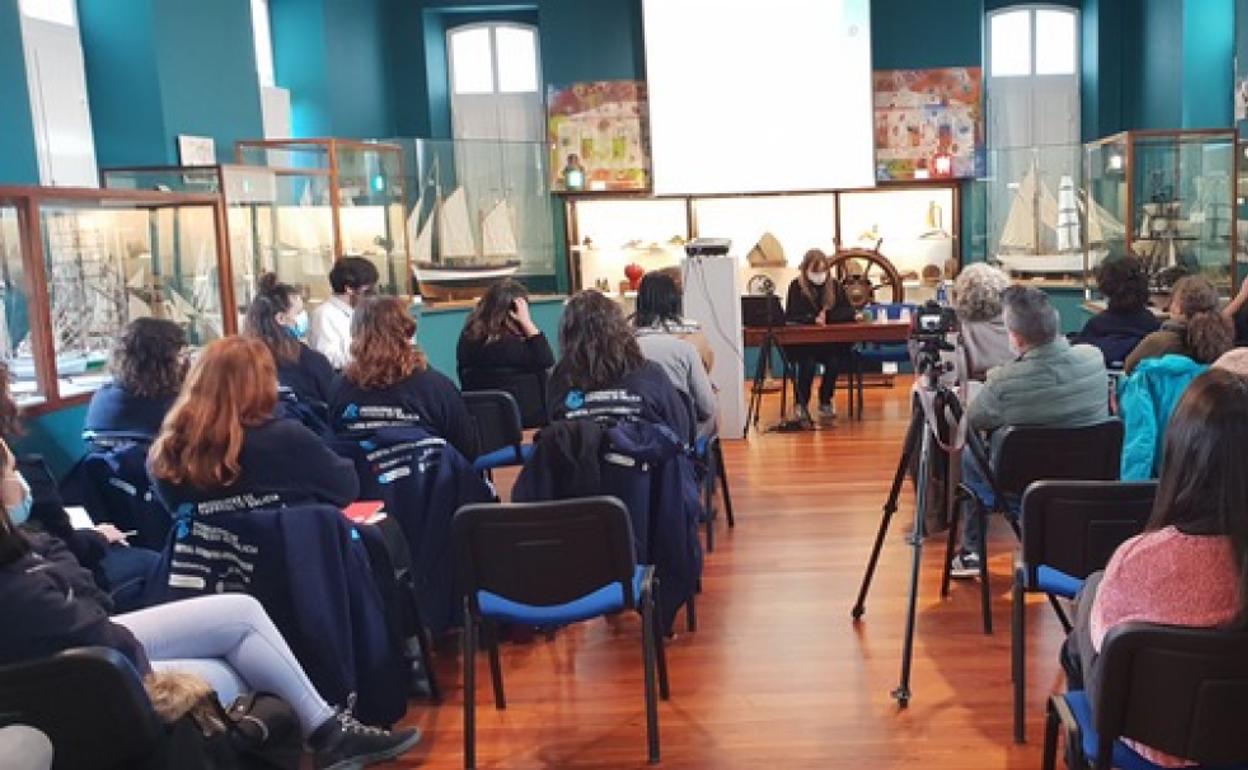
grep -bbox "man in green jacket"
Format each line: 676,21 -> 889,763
952,286 -> 1110,578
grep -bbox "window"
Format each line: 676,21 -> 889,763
448,24 -> 540,95
986,6 -> 1080,149
989,10 -> 1031,77
18,0 -> 76,27
1035,9 -> 1077,76
251,0 -> 276,88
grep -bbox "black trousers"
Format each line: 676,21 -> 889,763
788,343 -> 852,408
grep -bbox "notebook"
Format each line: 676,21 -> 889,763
342,501 -> 387,525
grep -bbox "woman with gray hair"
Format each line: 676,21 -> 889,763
950,262 -> 1014,381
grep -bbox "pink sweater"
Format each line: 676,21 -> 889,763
1091,526 -> 1241,767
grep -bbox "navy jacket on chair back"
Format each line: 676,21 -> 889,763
331,427 -> 493,633
61,439 -> 171,552
513,419 -> 703,633
148,502 -> 407,726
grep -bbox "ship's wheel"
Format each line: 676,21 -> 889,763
829,246 -> 905,309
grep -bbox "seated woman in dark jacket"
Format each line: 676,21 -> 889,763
456,280 -> 554,426
548,290 -> 694,444
1076,257 -> 1160,368
83,318 -> 185,442
149,336 -> 358,514
0,508 -> 419,767
243,273 -> 336,409
329,296 -> 477,460
1123,275 -> 1233,375
784,248 -> 855,424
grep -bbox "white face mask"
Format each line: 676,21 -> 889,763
807,270 -> 828,286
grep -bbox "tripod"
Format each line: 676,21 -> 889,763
849,341 -> 987,706
743,295 -> 793,438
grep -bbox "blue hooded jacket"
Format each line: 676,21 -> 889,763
1118,354 -> 1208,480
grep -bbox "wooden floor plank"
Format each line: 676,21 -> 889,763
389,380 -> 1064,768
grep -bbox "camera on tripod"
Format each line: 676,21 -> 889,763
909,300 -> 957,344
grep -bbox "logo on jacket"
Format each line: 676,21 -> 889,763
565,389 -> 585,410
343,403 -> 360,420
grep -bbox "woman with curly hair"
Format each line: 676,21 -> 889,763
1077,257 -> 1160,367
83,318 -> 187,441
1124,275 -> 1232,375
548,290 -> 694,443
328,295 -> 477,459
950,262 -> 1014,381
150,336 -> 357,513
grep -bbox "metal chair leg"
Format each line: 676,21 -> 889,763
1012,575 -> 1026,743
685,592 -> 697,633
462,600 -> 477,770
1042,697 -> 1060,770
941,498 -> 961,599
484,620 -> 506,710
713,438 -> 735,528
1048,593 -> 1074,634
409,602 -> 441,703
641,592 -> 661,764
978,505 -> 993,635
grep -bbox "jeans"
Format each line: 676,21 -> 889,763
790,344 -> 851,408
958,449 -> 1020,553
0,726 -> 53,770
98,545 -> 161,613
115,593 -> 337,736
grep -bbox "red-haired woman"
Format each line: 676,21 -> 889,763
328,296 -> 477,459
149,336 -> 357,513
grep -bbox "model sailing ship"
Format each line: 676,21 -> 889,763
994,168 -> 1123,278
408,157 -> 521,300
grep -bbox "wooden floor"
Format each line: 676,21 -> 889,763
392,379 -> 1065,768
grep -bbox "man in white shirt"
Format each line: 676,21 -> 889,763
308,257 -> 379,369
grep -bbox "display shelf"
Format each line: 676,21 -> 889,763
0,186 -> 231,412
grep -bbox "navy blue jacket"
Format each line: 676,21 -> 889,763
329,368 -> 479,461
277,344 -> 336,408
547,361 -> 695,446
1077,308 -> 1160,368
513,419 -> 703,634
150,503 -> 407,725
331,427 -> 493,633
151,417 -> 358,515
61,441 -> 171,552
83,383 -> 175,441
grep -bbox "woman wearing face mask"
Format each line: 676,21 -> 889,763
243,273 -> 336,409
784,249 -> 855,423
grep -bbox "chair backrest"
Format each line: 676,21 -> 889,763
463,389 -> 525,459
991,420 -> 1124,497
0,647 -> 162,770
1094,622 -> 1248,769
72,442 -> 171,551
1020,480 -> 1156,584
460,367 -> 549,429
454,497 -> 637,610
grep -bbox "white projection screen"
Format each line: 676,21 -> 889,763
642,0 -> 875,195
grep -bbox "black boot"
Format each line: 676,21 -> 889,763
310,707 -> 421,770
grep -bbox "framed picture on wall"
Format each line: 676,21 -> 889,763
177,135 -> 216,167
547,80 -> 650,192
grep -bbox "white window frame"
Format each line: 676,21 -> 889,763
986,4 -> 1081,150
447,22 -> 542,97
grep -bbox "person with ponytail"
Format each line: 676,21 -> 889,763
783,248 -> 855,423
149,336 -> 357,514
1124,275 -> 1233,375
243,273 -> 335,407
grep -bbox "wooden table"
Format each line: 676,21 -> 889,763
743,321 -> 911,424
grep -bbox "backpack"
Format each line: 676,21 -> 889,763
145,692 -> 303,770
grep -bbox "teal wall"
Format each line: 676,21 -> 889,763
0,0 -> 38,183
16,405 -> 87,480
1181,0 -> 1235,129
79,0 -> 263,166
871,0 -> 983,70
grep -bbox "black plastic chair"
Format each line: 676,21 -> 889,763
694,433 -> 735,552
453,497 -> 669,768
0,647 -> 162,770
1044,623 -> 1248,770
463,390 -> 534,475
942,420 -> 1124,635
460,366 -> 548,429
1012,480 -> 1156,744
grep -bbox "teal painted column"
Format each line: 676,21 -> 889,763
0,0 -> 39,183
1181,0 -> 1234,128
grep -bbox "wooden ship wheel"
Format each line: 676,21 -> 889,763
828,245 -> 906,309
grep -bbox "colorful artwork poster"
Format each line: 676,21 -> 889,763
547,80 -> 650,192
873,68 -> 985,182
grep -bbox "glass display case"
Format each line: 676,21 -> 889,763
235,139 -> 409,300
0,186 -> 231,409
563,182 -> 961,304
984,143 -> 1088,287
1084,130 -> 1238,295
393,138 -> 557,301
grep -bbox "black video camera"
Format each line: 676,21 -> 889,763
909,300 -> 957,343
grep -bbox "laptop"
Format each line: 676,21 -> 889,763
741,295 -> 785,328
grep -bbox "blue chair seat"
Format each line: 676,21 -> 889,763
856,344 -> 910,364
1036,565 -> 1084,599
1064,690 -> 1248,770
477,565 -> 647,628
472,443 -> 535,473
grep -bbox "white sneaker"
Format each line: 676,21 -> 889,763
949,552 -> 981,580
818,403 -> 836,420
794,404 -> 812,423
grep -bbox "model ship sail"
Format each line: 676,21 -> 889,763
997,166 -> 1124,276
481,200 -> 518,259
999,168 -> 1061,253
437,187 -> 477,261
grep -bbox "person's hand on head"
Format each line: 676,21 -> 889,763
509,297 -> 540,337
